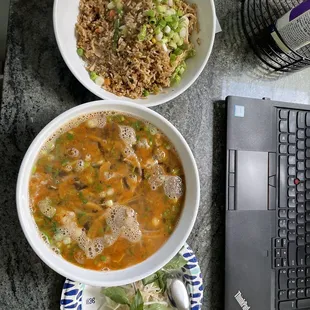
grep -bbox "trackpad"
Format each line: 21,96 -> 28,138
236,151 -> 268,210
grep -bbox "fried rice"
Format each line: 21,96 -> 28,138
76,0 -> 198,99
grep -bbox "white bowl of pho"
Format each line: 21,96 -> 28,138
53,0 -> 216,106
16,100 -> 200,286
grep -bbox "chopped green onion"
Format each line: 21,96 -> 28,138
90,72 -> 98,81
177,9 -> 183,16
158,19 -> 167,28
112,18 -> 120,51
138,24 -> 147,41
187,48 -> 196,58
177,38 -> 184,46
116,8 -> 123,15
180,43 -> 189,50
174,48 -> 182,55
145,9 -> 155,17
179,67 -> 185,75
172,32 -> 180,41
161,37 -> 169,44
116,1 -> 123,10
67,132 -> 74,140
170,53 -> 177,62
142,89 -> 150,97
149,17 -> 157,25
155,26 -> 162,35
164,15 -> 173,23
32,165 -> 37,174
168,41 -> 177,49
170,20 -> 179,30
172,75 -> 181,85
79,192 -> 88,204
100,255 -> 107,261
157,5 -> 166,13
107,2 -> 115,9
77,48 -> 84,56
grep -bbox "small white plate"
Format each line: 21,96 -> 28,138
60,244 -> 204,310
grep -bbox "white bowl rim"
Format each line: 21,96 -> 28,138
52,0 -> 216,107
16,100 -> 200,286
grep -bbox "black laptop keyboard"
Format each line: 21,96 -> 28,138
275,108 -> 310,310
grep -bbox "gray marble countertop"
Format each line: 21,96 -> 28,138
1,0 -> 310,309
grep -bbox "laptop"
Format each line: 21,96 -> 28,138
225,96 -> 310,310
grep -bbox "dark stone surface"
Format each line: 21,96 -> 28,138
1,0 -> 309,309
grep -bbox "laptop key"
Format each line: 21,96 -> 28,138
306,223 -> 310,232
279,300 -> 296,310
297,130 -> 305,139
307,256 -> 310,266
288,135 -> 296,144
279,156 -> 288,208
288,279 -> 296,288
297,194 -> 305,203
280,121 -> 288,132
288,231 -> 296,241
297,204 -> 305,213
297,237 -> 305,246
288,243 -> 297,266
297,247 -> 305,266
298,112 -> 306,128
297,279 -> 305,288
288,220 -> 296,230
297,214 -> 305,224
279,210 -> 287,218
288,289 -> 296,299
288,269 -> 296,278
306,245 -> 310,254
288,198 -> 296,208
279,229 -> 287,238
280,145 -> 287,154
280,133 -> 288,143
297,161 -> 305,171
288,166 -> 296,176
275,259 -> 282,267
297,182 -> 305,192
307,202 -> 310,210
288,188 -> 296,197
289,111 -> 297,133
297,151 -> 305,160
306,159 -> 310,168
307,128 -> 310,137
297,141 -> 305,149
279,290 -> 287,300
307,268 -> 310,277
307,288 -> 310,297
280,110 -> 289,119
297,268 -> 305,277
306,213 -> 310,221
288,156 -> 296,165
279,219 -> 287,228
288,210 -> 296,219
279,270 -> 287,289
306,112 -> 310,126
307,234 -> 310,243
306,139 -> 310,148
297,288 -> 306,298
288,145 -> 296,154
297,225 -> 305,235
297,298 -> 310,308
306,278 -> 310,287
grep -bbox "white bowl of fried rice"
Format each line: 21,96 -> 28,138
53,0 -> 215,106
